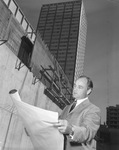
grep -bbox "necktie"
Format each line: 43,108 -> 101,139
69,101 -> 77,112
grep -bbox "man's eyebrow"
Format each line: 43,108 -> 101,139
78,85 -> 83,88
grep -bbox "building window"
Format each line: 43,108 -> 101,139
16,9 -> 24,24
22,18 -> 28,31
18,36 -> 33,69
9,0 -> 18,15
3,0 -> 10,6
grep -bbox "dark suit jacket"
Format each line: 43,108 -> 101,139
59,99 -> 101,150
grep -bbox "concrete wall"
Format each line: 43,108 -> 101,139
0,42 -> 62,150
0,1 -> 62,149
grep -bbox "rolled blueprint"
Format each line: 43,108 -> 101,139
9,89 -> 21,101
9,89 -> 64,150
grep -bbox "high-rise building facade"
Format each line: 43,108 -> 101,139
37,0 -> 87,85
106,105 -> 119,129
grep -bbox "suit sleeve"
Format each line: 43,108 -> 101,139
68,106 -> 101,143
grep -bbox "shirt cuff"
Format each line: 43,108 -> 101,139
68,125 -> 75,139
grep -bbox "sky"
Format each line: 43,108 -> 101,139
15,0 -> 113,30
15,0 -> 119,123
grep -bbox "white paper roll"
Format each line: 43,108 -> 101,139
9,89 -> 64,150
9,89 -> 21,101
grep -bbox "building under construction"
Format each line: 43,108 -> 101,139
0,0 -> 87,149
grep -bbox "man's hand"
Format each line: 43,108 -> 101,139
54,119 -> 72,135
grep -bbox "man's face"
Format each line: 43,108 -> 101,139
73,77 -> 89,100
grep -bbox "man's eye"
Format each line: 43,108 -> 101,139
78,86 -> 83,89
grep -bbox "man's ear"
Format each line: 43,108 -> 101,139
87,88 -> 92,95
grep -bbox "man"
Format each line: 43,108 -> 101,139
54,75 -> 101,150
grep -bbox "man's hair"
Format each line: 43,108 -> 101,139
79,75 -> 93,94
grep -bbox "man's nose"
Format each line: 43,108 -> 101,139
73,87 -> 77,92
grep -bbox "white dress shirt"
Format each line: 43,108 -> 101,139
75,97 -> 88,107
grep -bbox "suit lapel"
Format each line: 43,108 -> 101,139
59,99 -> 91,120
68,99 -> 91,114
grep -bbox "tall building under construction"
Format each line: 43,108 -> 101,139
37,0 -> 87,85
